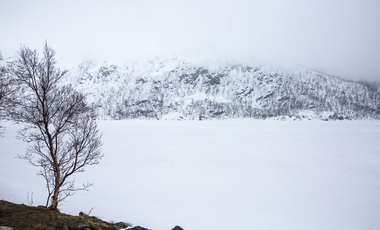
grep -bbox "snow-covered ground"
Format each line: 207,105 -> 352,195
1,120 -> 380,230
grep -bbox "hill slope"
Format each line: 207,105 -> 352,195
67,58 -> 380,120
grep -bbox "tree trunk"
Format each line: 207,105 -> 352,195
49,156 -> 61,210
45,110 -> 61,210
49,141 -> 61,210
50,185 -> 60,210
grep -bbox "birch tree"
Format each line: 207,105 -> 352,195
11,43 -> 103,210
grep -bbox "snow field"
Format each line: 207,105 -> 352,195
1,120 -> 380,230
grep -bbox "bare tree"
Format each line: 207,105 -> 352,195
11,43 -> 103,210
0,51 -> 18,134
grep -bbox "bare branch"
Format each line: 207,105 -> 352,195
0,52 -> 19,135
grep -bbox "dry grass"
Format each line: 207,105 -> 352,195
0,200 -> 117,230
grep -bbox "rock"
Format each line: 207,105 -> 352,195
79,211 -> 87,217
0,227 -> 14,230
329,112 -> 344,120
77,222 -> 91,229
171,226 -> 184,230
128,226 -> 150,230
114,221 -> 132,229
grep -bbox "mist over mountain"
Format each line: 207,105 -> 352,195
66,58 -> 380,121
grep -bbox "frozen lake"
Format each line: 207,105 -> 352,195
1,120 -> 380,230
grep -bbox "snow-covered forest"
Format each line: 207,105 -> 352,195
67,58 -> 380,120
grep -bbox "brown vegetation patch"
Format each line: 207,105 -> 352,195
0,200 -> 117,230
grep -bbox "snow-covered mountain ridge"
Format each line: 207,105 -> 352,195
66,58 -> 380,120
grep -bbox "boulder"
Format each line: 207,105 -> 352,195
114,221 -> 132,229
77,222 -> 91,229
128,226 -> 150,230
0,227 -> 14,230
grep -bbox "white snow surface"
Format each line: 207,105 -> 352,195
1,120 -> 380,230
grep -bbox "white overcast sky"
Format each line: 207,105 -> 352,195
1,0 -> 380,81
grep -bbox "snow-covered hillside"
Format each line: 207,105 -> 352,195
66,58 -> 380,120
